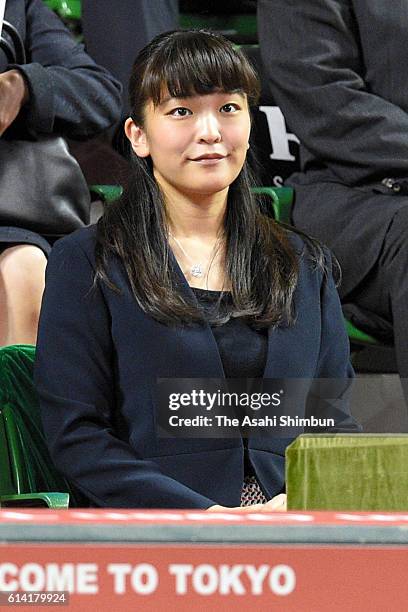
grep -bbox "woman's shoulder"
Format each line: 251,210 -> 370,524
282,225 -> 335,281
278,224 -> 324,260
50,225 -> 98,264
284,227 -> 307,256
48,225 -> 125,291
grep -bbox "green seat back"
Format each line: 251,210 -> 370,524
0,345 -> 80,507
180,13 -> 257,44
43,0 -> 81,20
89,184 -> 123,203
0,415 -> 14,495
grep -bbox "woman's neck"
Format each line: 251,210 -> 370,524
162,183 -> 228,239
161,184 -> 229,290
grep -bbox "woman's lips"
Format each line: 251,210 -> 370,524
189,154 -> 228,165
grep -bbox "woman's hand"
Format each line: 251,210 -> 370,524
0,70 -> 29,136
206,504 -> 265,513
206,494 -> 287,513
262,493 -> 287,511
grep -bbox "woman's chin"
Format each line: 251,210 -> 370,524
186,179 -> 233,197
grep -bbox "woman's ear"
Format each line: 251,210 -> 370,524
124,118 -> 150,157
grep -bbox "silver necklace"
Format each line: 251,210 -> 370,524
169,232 -> 221,278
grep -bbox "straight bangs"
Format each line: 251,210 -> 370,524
131,30 -> 260,117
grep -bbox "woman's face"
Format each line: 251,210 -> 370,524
125,90 -> 251,200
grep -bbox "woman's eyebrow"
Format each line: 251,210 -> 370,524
158,95 -> 191,107
158,96 -> 173,106
157,91 -> 247,107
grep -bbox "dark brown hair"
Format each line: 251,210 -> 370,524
95,30 -> 304,328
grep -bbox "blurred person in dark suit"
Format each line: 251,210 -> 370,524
258,0 -> 408,400
82,0 -> 179,115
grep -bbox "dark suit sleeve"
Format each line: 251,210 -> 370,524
9,0 -> 122,138
258,0 -> 408,184
81,0 -> 178,113
34,236 -> 216,509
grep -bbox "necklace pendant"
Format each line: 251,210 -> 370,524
191,264 -> 203,278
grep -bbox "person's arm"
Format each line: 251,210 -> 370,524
8,0 -> 122,138
311,247 -> 361,432
258,0 -> 408,184
0,69 -> 28,135
34,235 -> 216,509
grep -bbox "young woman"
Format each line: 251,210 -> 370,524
35,30 -> 359,511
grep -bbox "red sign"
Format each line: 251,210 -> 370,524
0,544 -> 407,611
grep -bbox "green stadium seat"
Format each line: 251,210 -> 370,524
180,13 -> 257,44
43,0 -> 81,20
0,345 -> 74,508
252,186 -> 292,224
89,184 -> 123,204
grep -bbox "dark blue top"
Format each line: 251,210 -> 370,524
34,225 -> 360,509
192,287 -> 268,379
192,287 -> 268,481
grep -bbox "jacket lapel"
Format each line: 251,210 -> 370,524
168,250 -> 226,378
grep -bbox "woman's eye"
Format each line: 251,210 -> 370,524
169,107 -> 192,117
221,103 -> 239,113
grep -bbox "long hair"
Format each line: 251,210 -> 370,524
95,29 -> 306,328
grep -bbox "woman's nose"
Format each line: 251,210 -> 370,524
196,113 -> 222,143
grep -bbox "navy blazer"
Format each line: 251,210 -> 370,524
34,225 -> 359,508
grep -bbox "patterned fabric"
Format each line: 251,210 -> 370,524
240,475 -> 268,506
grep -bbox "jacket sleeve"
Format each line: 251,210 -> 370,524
34,236 -> 216,509
9,0 -> 122,138
312,247 -> 361,432
258,0 -> 408,184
